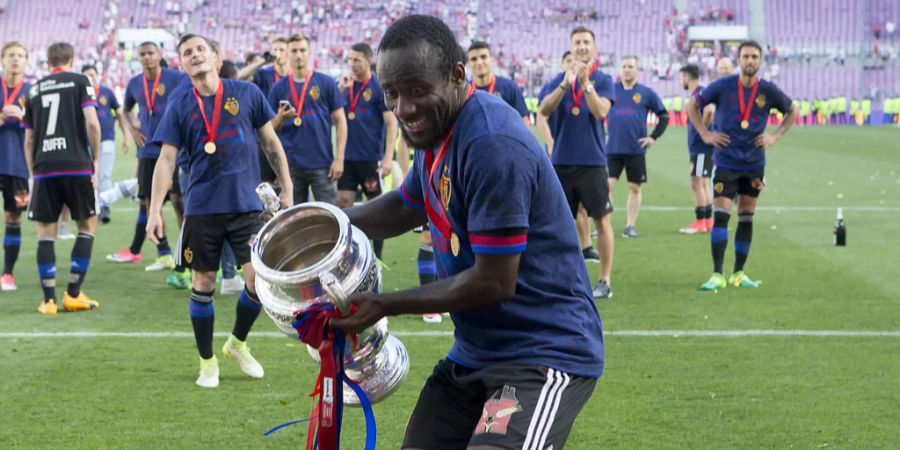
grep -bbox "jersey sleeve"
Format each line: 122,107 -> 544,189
696,78 -> 723,109
152,99 -> 184,148
252,70 -> 265,91
374,85 -> 388,114
593,73 -> 616,103
20,91 -> 33,129
124,82 -> 136,111
538,74 -> 562,102
79,77 -> 98,109
251,85 -> 276,129
463,135 -> 534,254
330,78 -> 347,112
648,89 -> 666,114
107,88 -> 121,110
511,83 -> 529,117
399,158 -> 424,210
767,82 -> 793,114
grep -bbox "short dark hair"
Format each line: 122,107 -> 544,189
561,51 -> 571,62
378,15 -> 465,77
47,42 -> 75,67
244,52 -> 261,63
467,40 -> 492,55
738,40 -> 763,56
570,26 -> 595,40
680,64 -> 700,80
271,37 -> 288,46
288,33 -> 308,45
81,64 -> 98,74
177,33 -> 213,54
138,41 -> 159,49
350,42 -> 373,60
219,60 -> 238,79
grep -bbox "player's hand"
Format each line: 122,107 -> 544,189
755,133 -> 780,149
121,140 -> 130,154
576,62 -> 590,84
2,105 -> 23,120
279,187 -> 293,209
146,213 -> 165,245
133,132 -> 147,149
338,74 -> 352,91
329,292 -> 387,335
380,158 -> 393,178
564,67 -> 578,87
329,159 -> 344,181
701,131 -> 730,148
638,137 -> 656,149
276,102 -> 294,118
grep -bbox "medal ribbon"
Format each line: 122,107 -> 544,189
423,84 -> 475,239
50,68 -> 65,74
348,75 -> 371,114
1,78 -> 24,108
737,76 -> 759,126
143,68 -> 162,116
570,60 -> 599,112
472,75 -> 496,94
289,69 -> 314,122
192,80 -> 224,146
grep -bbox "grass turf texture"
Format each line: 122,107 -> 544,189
1,126 -> 899,448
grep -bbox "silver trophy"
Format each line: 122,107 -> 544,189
251,187 -> 409,405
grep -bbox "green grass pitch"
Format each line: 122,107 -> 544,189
1,126 -> 898,448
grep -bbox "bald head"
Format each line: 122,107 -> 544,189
716,58 -> 734,78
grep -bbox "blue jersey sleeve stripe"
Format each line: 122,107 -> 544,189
471,243 -> 527,254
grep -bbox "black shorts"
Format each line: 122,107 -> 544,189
554,165 -> 613,218
0,175 -> 29,213
607,153 -> 647,184
402,359 -> 597,450
690,152 -> 713,178
712,167 -> 766,198
337,160 -> 382,198
177,212 -> 261,272
28,176 -> 96,223
138,157 -> 178,199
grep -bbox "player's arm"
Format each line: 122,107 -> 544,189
113,107 -> 132,154
84,106 -> 102,185
538,75 -> 571,117
257,122 -> 294,208
146,144 -> 177,244
23,129 -> 34,175
686,96 -> 729,148
381,111 -> 398,177
756,104 -> 799,149
331,248 -> 520,334
344,189 -> 426,240
582,67 -> 613,121
535,113 -> 554,156
330,107 -> 347,181
702,104 -> 715,128
639,109 -> 669,149
237,59 -> 268,81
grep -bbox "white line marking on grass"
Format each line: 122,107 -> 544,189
110,206 -> 900,214
2,330 -> 899,339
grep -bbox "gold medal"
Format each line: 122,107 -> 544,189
348,112 -> 356,120
571,106 -> 581,116
450,232 -> 460,256
204,142 -> 216,154
294,117 -> 302,126
740,120 -> 749,129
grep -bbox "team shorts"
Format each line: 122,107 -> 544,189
28,176 -> 96,223
177,212 -> 261,272
607,153 -> 647,184
337,160 -> 382,198
554,165 -> 613,218
402,359 -> 597,450
690,151 -> 714,178
0,175 -> 29,213
138,157 -> 178,199
712,167 -> 766,199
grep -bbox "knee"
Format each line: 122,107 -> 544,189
628,183 -> 641,194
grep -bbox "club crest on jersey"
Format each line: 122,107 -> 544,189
475,385 -> 522,436
363,88 -> 372,102
310,86 -> 320,101
633,93 -> 642,103
439,165 -> 451,210
225,97 -> 240,116
183,247 -> 193,264
755,94 -> 766,109
18,96 -> 25,107
99,95 -> 108,106
156,83 -> 166,96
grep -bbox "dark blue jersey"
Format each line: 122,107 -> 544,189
695,75 -> 791,170
252,66 -> 288,98
268,72 -> 346,169
124,68 -> 190,159
0,80 -> 30,178
539,70 -> 616,166
399,91 -> 604,378
607,82 -> 666,155
687,85 -> 714,155
153,79 -> 274,216
472,75 -> 529,118
343,75 -> 388,162
94,85 -> 120,142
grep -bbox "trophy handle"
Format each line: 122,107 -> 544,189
319,271 -> 350,316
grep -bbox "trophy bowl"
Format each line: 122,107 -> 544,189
251,201 -> 409,404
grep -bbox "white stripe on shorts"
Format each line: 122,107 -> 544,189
695,153 -> 706,177
523,368 -> 570,450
